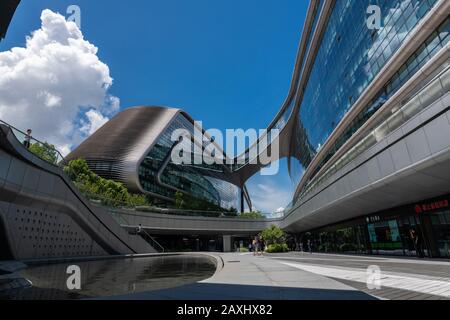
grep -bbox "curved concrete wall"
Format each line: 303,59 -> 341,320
0,125 -> 156,261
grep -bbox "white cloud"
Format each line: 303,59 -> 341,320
0,9 -> 119,155
247,181 -> 293,214
81,109 -> 109,136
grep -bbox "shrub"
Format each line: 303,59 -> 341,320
29,142 -> 59,164
266,243 -> 289,253
64,158 -> 151,208
239,211 -> 264,219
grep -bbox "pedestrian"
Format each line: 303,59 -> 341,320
23,129 -> 32,149
307,239 -> 312,254
260,238 -> 265,255
410,228 -> 425,258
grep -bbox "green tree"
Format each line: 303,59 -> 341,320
29,142 -> 59,164
261,225 -> 286,246
175,191 -> 185,209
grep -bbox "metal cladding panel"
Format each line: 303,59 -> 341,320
66,106 -> 180,192
0,0 -> 20,40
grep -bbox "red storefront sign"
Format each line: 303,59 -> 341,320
415,199 -> 449,214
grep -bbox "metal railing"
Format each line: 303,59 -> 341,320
87,190 -> 272,219
80,184 -> 276,219
139,229 -> 165,253
0,119 -> 66,166
108,209 -> 165,252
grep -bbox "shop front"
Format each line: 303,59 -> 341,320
413,197 -> 450,258
300,194 -> 450,258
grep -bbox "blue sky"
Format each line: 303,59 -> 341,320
1,0 -> 308,212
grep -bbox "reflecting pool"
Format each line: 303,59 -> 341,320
0,255 -> 216,300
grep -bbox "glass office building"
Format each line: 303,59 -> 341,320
138,113 -> 241,210
284,0 -> 450,258
294,0 -> 445,185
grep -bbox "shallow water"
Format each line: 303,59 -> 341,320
0,255 -> 216,300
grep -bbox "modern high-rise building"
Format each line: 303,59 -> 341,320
281,0 -> 450,258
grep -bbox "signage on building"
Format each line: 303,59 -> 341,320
366,215 -> 381,223
414,199 -> 449,214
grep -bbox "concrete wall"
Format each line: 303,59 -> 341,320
114,208 -> 278,236
0,126 -> 156,261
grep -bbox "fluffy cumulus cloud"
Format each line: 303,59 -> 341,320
0,9 -> 119,155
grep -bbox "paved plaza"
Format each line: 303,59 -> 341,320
107,252 -> 450,300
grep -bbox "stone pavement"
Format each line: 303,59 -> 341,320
107,253 -> 376,300
268,252 -> 450,300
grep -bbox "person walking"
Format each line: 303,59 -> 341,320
136,224 -> 143,235
260,238 -> 265,255
410,228 -> 425,258
307,239 -> 312,254
253,235 -> 261,256
23,129 -> 32,149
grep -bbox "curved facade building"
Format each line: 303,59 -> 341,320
281,0 -> 450,258
67,106 -> 247,211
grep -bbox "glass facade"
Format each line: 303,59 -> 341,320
298,20 -> 449,200
293,0 -> 447,196
138,114 -> 240,210
301,195 -> 450,258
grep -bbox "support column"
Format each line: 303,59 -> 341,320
240,189 -> 245,213
222,235 -> 232,252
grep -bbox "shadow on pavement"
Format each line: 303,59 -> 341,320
106,282 -> 378,300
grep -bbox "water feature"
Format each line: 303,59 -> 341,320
0,255 -> 216,300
